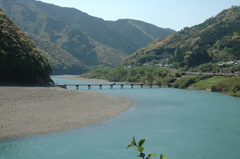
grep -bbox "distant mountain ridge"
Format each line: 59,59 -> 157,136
106,19 -> 175,49
0,0 -> 175,74
34,1 -> 175,55
123,6 -> 240,67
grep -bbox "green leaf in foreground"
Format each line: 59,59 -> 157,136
160,153 -> 168,159
137,146 -> 144,152
138,139 -> 145,147
127,137 -> 167,159
127,137 -> 137,149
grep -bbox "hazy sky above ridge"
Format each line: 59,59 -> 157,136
38,0 -> 239,31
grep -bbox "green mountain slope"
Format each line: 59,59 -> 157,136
0,0 -> 175,74
0,0 -> 127,73
106,19 -> 175,48
34,1 -> 175,55
26,33 -> 88,75
34,1 -> 138,55
0,9 -> 52,84
123,6 -> 240,67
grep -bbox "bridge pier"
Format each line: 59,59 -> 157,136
121,84 -> 124,89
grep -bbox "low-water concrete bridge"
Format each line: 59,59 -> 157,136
54,83 -> 163,89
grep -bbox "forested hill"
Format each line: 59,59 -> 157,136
0,0 -> 127,74
34,1 -> 175,55
106,19 -> 175,50
26,33 -> 89,75
123,6 -> 240,67
0,9 -> 52,85
0,0 -> 175,74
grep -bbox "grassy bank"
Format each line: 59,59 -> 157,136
172,75 -> 240,97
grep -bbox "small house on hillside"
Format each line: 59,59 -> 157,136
155,64 -> 163,67
124,65 -> 132,69
219,67 -> 231,73
234,60 -> 240,66
235,71 -> 240,75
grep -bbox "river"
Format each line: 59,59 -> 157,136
0,76 -> 240,159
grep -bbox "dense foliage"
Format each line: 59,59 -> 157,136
0,9 -> 52,84
188,62 -> 220,72
81,66 -> 181,85
123,6 -> 240,67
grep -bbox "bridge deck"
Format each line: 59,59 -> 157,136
54,83 -> 162,89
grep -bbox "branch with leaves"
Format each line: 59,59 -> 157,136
127,137 -> 168,159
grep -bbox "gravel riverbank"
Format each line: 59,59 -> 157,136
0,86 -> 133,139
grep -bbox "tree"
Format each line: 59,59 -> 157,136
146,72 -> 154,83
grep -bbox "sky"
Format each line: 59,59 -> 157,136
38,0 -> 239,31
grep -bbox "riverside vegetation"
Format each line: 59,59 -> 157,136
80,64 -> 240,97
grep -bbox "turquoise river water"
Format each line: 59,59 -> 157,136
0,76 -> 240,159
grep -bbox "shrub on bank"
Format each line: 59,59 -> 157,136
172,75 -> 213,89
211,76 -> 240,97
